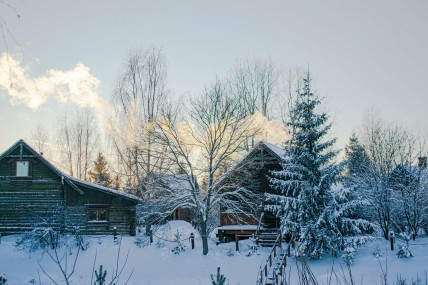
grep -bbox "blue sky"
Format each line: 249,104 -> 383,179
0,0 -> 427,152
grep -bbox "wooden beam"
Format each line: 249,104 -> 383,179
5,155 -> 38,158
63,176 -> 84,195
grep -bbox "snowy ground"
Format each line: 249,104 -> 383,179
1,221 -> 427,285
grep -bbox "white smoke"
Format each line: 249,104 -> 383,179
251,111 -> 288,146
0,52 -> 113,126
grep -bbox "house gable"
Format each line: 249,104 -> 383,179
218,141 -> 284,228
0,140 -> 140,236
0,140 -> 67,183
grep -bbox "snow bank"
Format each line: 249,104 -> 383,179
1,222 -> 428,285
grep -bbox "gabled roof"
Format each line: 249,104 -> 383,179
213,141 -> 284,189
254,141 -> 285,161
155,174 -> 193,191
0,139 -> 141,202
238,141 -> 285,165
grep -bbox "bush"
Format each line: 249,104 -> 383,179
246,235 -> 260,256
341,241 -> 356,265
15,226 -> 89,253
226,247 -> 235,257
171,230 -> 185,255
0,273 -> 7,285
211,267 -> 226,285
397,231 -> 414,258
15,227 -> 60,252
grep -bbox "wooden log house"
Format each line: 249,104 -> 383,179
216,141 -> 284,242
0,140 -> 141,236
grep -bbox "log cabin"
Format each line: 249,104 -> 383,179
0,140 -> 141,236
216,141 -> 284,242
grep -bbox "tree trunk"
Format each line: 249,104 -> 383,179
201,221 -> 209,255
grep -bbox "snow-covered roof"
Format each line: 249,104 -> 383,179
153,174 -> 193,191
261,141 -> 285,159
68,175 -> 142,202
0,139 -> 141,203
213,141 -> 285,189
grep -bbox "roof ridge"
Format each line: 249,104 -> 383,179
0,139 -> 141,202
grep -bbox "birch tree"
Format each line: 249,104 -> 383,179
30,124 -> 50,155
230,57 -> 280,149
110,47 -> 170,195
56,108 -> 98,180
145,79 -> 258,255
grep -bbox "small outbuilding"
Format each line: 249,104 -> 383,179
0,139 -> 141,236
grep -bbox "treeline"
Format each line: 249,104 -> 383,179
28,47 -> 428,257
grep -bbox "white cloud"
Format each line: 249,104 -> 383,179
0,52 -> 113,126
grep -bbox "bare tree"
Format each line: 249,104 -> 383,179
145,79 -> 258,255
231,57 -> 280,118
279,67 -> 305,128
355,112 -> 428,239
56,108 -> 99,180
388,133 -> 428,238
30,123 -> 50,155
230,57 -> 281,149
110,47 -> 170,194
0,0 -> 20,85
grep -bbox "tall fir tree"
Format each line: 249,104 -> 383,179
266,72 -> 372,258
342,133 -> 376,226
344,133 -> 371,176
89,152 -> 113,188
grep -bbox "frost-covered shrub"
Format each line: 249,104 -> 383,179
72,226 -> 89,251
15,227 -> 60,252
155,239 -> 166,248
94,265 -> 107,285
341,245 -> 355,265
171,230 -> 185,255
246,235 -> 260,256
14,226 -> 87,253
211,267 -> 226,285
397,231 -> 414,258
372,245 -> 384,258
134,235 -> 150,248
226,247 -> 235,257
0,273 -> 7,285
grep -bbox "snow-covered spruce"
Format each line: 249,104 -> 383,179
397,230 -> 414,258
266,71 -> 373,259
171,230 -> 186,255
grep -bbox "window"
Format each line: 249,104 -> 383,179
16,161 -> 30,176
87,205 -> 110,223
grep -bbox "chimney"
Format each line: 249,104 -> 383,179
418,157 -> 427,168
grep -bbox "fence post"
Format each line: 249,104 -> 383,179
113,227 -> 117,241
190,233 -> 195,249
389,230 -> 395,251
235,235 -> 239,251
